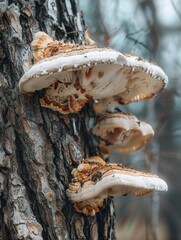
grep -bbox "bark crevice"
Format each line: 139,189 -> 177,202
0,1 -> 116,239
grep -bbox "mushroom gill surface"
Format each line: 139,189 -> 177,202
93,112 -> 154,154
19,32 -> 168,114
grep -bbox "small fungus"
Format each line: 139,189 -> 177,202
19,32 -> 168,114
93,112 -> 154,154
66,157 -> 168,216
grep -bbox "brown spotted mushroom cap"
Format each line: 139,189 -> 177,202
66,157 -> 168,216
19,32 -> 126,114
93,112 -> 154,154
19,32 -> 168,114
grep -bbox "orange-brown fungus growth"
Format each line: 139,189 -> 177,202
66,157 -> 167,216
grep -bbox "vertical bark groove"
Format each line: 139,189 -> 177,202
0,1 -> 115,239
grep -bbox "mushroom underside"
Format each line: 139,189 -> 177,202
93,113 -> 154,153
38,64 -> 165,114
99,128 -> 152,144
99,133 -> 153,153
19,53 -> 167,114
67,173 -> 167,203
66,158 -> 168,216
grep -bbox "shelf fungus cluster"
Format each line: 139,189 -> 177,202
18,32 -> 168,216
19,32 -> 168,114
66,157 -> 168,216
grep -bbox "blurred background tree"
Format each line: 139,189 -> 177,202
78,0 -> 181,239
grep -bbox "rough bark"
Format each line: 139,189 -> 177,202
0,1 -> 115,239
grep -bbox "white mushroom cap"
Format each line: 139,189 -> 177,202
19,32 -> 168,114
66,157 -> 168,216
19,48 -> 126,93
93,112 -> 154,154
68,172 -> 167,203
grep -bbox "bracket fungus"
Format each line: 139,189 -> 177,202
66,156 -> 168,216
19,32 -> 168,114
93,112 -> 154,154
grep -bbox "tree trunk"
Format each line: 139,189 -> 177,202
0,1 -> 115,239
